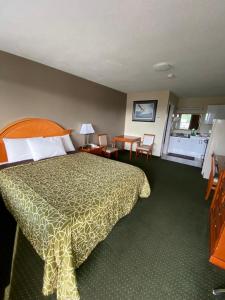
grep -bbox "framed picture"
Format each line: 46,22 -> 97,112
132,100 -> 158,122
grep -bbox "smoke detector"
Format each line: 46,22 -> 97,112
153,62 -> 172,71
167,73 -> 176,79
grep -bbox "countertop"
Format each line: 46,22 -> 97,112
170,134 -> 209,139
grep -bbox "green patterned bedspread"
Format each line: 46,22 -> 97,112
0,153 -> 150,300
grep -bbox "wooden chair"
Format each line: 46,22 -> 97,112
205,153 -> 218,200
98,134 -> 118,159
136,134 -> 155,159
210,171 -> 225,296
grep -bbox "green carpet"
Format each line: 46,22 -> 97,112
8,152 -> 225,300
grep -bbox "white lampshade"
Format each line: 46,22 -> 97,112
79,123 -> 95,134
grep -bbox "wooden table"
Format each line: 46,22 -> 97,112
112,135 -> 141,160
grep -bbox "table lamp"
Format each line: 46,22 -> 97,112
79,123 -> 95,145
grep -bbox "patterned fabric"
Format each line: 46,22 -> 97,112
0,153 -> 150,300
136,145 -> 152,151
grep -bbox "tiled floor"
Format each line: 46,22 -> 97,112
162,153 -> 203,167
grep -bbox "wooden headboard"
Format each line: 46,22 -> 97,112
0,118 -> 72,163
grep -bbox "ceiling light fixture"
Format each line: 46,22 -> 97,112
153,62 -> 172,71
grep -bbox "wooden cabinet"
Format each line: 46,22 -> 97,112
210,171 -> 225,269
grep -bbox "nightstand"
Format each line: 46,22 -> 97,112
79,145 -> 105,156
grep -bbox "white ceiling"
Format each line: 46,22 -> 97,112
0,0 -> 225,97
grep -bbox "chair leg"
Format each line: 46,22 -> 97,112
205,186 -> 212,201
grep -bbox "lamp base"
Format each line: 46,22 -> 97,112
85,134 -> 92,145
84,134 -> 89,145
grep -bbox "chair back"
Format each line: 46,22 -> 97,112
143,134 -> 155,146
98,134 -> 108,146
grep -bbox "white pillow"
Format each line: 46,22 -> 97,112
27,137 -> 66,161
51,134 -> 75,152
3,138 -> 34,163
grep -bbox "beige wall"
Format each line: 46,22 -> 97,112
124,91 -> 170,156
162,92 -> 179,154
0,51 -> 126,147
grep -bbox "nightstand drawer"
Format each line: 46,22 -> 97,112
79,145 -> 104,156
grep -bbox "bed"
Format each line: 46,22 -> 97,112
0,118 -> 150,300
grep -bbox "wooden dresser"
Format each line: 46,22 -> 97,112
210,169 -> 225,269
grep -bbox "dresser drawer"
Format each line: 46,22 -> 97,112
210,214 -> 218,253
213,226 -> 225,263
210,211 -> 223,253
209,169 -> 225,270
215,209 -> 223,235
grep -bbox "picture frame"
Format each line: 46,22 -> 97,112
132,100 -> 158,122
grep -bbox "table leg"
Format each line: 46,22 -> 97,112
130,143 -> 133,160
